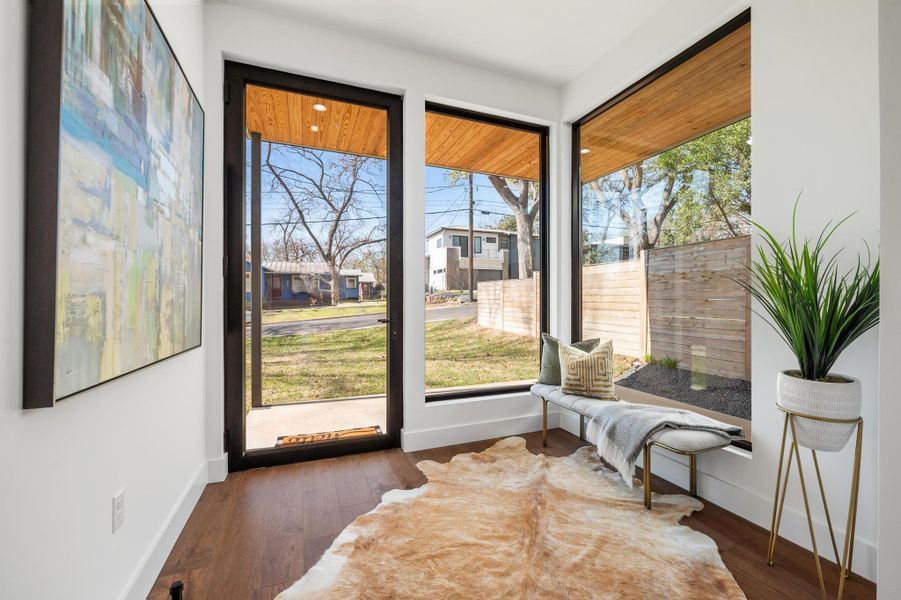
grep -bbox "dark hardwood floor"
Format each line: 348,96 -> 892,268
149,429 -> 876,600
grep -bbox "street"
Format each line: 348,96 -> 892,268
261,302 -> 477,337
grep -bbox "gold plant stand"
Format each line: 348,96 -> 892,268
767,406 -> 863,600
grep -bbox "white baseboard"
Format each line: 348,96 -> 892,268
207,454 -> 228,483
401,410 -> 561,452
122,461 -> 208,600
646,447 -> 877,582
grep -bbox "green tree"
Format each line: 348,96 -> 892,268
585,117 -> 751,256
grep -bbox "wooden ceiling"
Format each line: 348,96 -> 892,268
425,112 -> 540,180
244,84 -> 540,180
579,22 -> 751,183
245,84 -> 388,159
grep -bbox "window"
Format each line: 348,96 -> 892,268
272,275 -> 281,290
499,236 -> 509,250
436,238 -> 443,248
346,276 -> 357,288
425,103 -> 548,400
572,13 -> 751,442
291,275 -> 305,293
452,234 -> 469,258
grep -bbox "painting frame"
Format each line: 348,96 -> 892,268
24,0 -> 205,408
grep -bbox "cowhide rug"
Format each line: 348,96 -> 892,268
276,437 -> 746,599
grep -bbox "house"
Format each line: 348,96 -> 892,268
425,226 -> 540,291
245,259 -> 380,306
6,1 -> 901,599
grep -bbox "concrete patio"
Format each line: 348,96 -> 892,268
246,396 -> 387,450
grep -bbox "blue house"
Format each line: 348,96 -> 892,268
245,260 -> 379,307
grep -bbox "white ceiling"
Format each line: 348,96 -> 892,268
220,0 -> 670,86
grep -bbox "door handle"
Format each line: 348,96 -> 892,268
377,318 -> 391,324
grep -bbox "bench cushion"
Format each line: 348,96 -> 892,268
530,383 -> 731,453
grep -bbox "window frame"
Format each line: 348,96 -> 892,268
452,234 -> 469,258
474,236 -> 482,255
569,9 -> 751,451
425,102 -> 550,402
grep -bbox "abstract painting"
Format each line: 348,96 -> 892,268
25,0 -> 204,406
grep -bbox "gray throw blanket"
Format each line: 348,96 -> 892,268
590,403 -> 744,487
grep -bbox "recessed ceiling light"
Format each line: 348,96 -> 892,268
310,125 -> 320,132
580,148 -> 591,155
313,103 -> 327,112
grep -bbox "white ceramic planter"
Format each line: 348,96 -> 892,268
776,371 -> 861,452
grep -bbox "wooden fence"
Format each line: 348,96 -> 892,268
582,257 -> 646,358
645,236 -> 751,380
477,236 -> 751,380
477,275 -> 540,338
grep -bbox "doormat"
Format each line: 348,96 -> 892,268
275,425 -> 383,447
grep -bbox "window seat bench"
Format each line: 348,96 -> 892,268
530,383 -> 732,509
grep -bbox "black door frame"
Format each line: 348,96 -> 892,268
223,61 -> 404,471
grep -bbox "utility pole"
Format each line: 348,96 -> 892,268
468,172 -> 475,302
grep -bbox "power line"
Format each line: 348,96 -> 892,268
251,207 -> 513,228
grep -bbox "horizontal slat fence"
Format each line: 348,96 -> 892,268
477,275 -> 540,338
475,236 -> 751,381
581,258 -> 644,358
646,236 -> 751,380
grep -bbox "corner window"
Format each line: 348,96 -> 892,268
425,104 -> 548,400
572,15 -> 751,442
345,276 -> 357,288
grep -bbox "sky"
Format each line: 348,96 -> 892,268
245,140 -> 528,258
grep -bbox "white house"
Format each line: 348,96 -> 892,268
425,226 -> 514,291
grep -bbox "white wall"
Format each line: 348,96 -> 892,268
0,2 -> 208,599
202,1 -> 562,461
562,0 -> 882,581
878,0 -> 901,597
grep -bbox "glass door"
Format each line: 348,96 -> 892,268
224,63 -> 403,470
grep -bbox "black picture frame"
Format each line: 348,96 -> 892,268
24,0 -> 205,409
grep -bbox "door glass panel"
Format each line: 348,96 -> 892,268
243,85 -> 388,451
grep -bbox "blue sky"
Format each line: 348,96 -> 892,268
246,141 -> 527,256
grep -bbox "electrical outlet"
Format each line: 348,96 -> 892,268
112,490 -> 125,534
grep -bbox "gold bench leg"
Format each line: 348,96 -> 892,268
690,454 -> 697,497
542,399 -> 547,447
643,444 -> 652,509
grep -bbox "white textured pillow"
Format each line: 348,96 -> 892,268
558,339 -> 617,400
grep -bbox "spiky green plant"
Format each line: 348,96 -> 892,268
735,202 -> 880,381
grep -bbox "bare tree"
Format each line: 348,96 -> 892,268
487,176 -> 539,278
264,144 -> 385,305
263,205 -> 317,262
586,159 -> 691,253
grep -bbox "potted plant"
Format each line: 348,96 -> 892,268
738,203 -> 880,451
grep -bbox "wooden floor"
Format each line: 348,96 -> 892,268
149,430 -> 876,599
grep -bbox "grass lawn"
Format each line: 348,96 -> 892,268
247,318 -> 635,410
261,300 -> 386,324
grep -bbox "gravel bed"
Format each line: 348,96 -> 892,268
616,363 -> 751,421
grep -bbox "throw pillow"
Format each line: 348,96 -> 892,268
559,339 -> 617,400
538,333 -> 600,385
